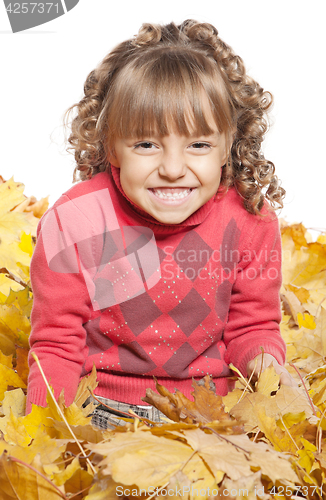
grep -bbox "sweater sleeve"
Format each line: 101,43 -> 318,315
26,195 -> 92,414
223,210 -> 286,377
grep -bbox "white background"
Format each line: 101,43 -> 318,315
1,1 -> 325,238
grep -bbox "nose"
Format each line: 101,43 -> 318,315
158,150 -> 187,180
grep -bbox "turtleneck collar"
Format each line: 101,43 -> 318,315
109,164 -> 220,229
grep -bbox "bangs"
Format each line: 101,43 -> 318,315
103,48 -> 235,147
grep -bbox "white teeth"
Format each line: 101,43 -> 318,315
153,189 -> 191,200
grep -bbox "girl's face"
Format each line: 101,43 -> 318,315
109,103 -> 227,225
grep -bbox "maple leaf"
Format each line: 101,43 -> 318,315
0,179 -> 35,284
64,466 -> 93,499
0,388 -> 25,418
180,427 -> 298,483
0,274 -> 24,301
0,288 -> 32,357
13,194 -> 49,219
229,385 -> 314,433
52,420 -> 105,443
87,431 -> 196,489
0,363 -> 26,401
15,347 -> 29,385
0,450 -> 64,500
255,365 -> 280,396
0,177 -> 47,298
73,364 -> 99,409
255,406 -> 302,454
142,375 -> 238,427
298,312 -> 317,330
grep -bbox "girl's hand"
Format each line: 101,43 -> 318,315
246,353 -> 298,388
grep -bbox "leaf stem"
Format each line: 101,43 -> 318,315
146,482 -> 169,500
31,352 -> 97,475
229,364 -> 254,393
87,388 -> 134,420
289,363 -> 317,416
8,455 -> 68,499
146,450 -> 198,500
68,485 -> 92,499
201,426 -> 250,454
278,414 -> 300,451
316,406 -> 326,454
87,387 -> 153,426
257,347 -> 265,382
237,357 -> 258,404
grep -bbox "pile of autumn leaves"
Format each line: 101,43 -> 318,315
0,177 -> 326,500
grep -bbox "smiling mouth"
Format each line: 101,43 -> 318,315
149,187 -> 194,200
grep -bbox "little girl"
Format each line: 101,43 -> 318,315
26,19 -> 296,428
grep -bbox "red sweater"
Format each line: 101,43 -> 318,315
26,167 -> 286,413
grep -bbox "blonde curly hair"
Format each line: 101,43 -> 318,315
65,19 -> 285,215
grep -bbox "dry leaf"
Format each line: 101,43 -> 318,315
143,375 -> 237,426
255,365 -> 280,395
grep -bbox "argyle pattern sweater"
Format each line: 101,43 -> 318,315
26,167 -> 286,413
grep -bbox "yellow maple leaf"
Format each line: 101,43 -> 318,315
0,363 -> 26,402
181,427 -> 298,483
255,407 -> 298,454
281,223 -> 326,293
1,388 -> 25,417
288,308 -> 326,373
22,404 -> 56,440
222,388 -> 244,413
64,402 -> 94,426
0,302 -> 30,355
50,456 -> 81,486
256,365 -> 280,396
0,451 -> 62,500
230,386 -> 313,433
14,194 -> 49,218
63,466 -> 94,498
0,351 -> 13,369
0,288 -> 32,358
88,431 -> 195,489
0,273 -> 24,301
3,408 -> 32,447
0,178 -> 45,295
52,419 -> 105,443
297,438 -> 317,474
0,388 -> 26,436
280,411 -> 306,428
285,283 -> 311,304
86,476 -> 125,500
297,312 -> 317,330
18,231 -> 34,257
